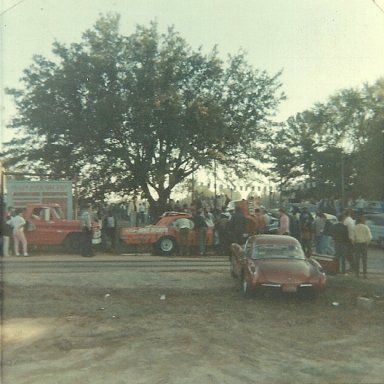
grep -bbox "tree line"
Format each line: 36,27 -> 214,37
269,80 -> 384,202
2,14 -> 383,216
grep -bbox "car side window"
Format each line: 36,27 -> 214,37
32,208 -> 42,219
251,246 -> 265,259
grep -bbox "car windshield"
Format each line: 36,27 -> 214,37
248,244 -> 305,260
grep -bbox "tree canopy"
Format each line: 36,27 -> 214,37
3,14 -> 285,214
268,79 -> 384,202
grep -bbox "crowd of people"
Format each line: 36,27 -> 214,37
277,206 -> 373,278
78,204 -> 119,257
171,198 -> 374,278
1,194 -> 375,276
79,195 -> 374,275
172,202 -> 271,257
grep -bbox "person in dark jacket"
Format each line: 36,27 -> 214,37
300,217 -> 313,258
228,206 -> 247,245
216,212 -> 231,255
2,215 -> 13,257
102,210 -> 117,251
192,209 -> 208,256
329,215 -> 349,274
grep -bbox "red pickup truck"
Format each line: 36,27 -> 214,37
22,203 -> 100,252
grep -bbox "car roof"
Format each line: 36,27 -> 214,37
157,212 -> 192,225
250,234 -> 301,246
161,211 -> 191,217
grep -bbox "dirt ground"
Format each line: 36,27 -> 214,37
2,255 -> 384,384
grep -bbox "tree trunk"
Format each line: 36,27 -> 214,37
146,191 -> 171,224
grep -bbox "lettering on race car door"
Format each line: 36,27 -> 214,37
130,227 -> 168,243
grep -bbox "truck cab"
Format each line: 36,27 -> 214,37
23,203 -> 83,251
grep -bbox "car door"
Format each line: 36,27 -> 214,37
25,207 -> 51,245
230,242 -> 248,277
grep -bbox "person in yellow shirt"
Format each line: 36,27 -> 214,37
353,215 -> 372,278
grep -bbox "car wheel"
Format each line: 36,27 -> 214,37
156,236 -> 176,256
380,238 -> 384,249
64,233 -> 83,253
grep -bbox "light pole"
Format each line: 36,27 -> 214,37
207,149 -> 224,210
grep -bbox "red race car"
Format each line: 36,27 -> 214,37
119,212 -> 215,255
230,234 -> 327,298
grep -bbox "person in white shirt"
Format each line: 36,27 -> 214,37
80,205 -> 94,257
278,208 -> 290,235
353,215 -> 372,278
202,208 -> 215,227
343,208 -> 356,272
11,209 -> 28,257
355,196 -> 365,213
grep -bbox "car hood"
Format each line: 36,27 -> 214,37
45,219 -> 82,229
255,259 -> 314,283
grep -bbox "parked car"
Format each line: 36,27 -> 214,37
265,215 -> 279,234
365,214 -> 384,248
363,201 -> 384,214
21,203 -> 100,252
230,234 -> 327,298
288,203 -> 318,216
352,201 -> 384,216
119,212 -> 214,255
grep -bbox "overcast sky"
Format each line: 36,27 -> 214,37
1,0 -> 384,145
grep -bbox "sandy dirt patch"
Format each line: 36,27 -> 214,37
2,260 -> 384,384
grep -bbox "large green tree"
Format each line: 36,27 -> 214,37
3,14 -> 284,215
268,79 -> 384,201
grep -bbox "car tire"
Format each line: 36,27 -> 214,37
379,238 -> 384,249
64,233 -> 83,253
156,236 -> 176,256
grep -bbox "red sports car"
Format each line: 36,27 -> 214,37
119,212 -> 215,255
230,234 -> 327,297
